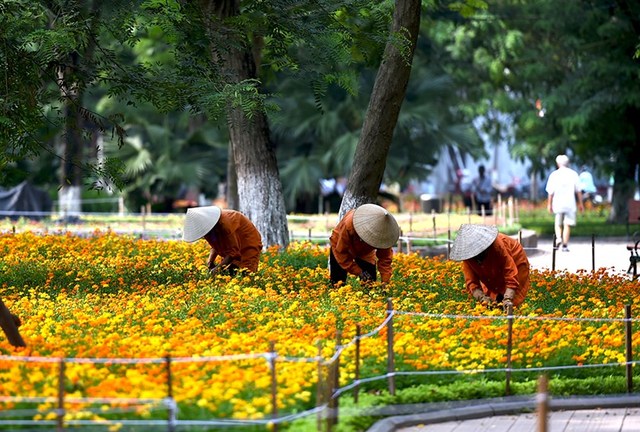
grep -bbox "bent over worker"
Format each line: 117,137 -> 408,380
183,206 -> 263,276
450,224 -> 530,311
329,203 -> 400,285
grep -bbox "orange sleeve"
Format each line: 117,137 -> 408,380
493,237 -> 520,291
502,235 -> 531,306
213,212 -> 242,262
329,211 -> 363,277
462,261 -> 482,294
376,248 -> 393,282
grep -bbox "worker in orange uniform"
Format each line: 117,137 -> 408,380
449,224 -> 530,311
183,206 -> 263,276
329,203 -> 400,285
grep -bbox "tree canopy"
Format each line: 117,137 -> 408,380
2,0 -> 639,228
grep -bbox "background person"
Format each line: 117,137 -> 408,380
450,224 -> 530,311
329,203 -> 400,286
183,206 -> 263,276
578,165 -> 598,205
472,165 -> 493,215
545,154 -> 584,252
457,168 -> 474,211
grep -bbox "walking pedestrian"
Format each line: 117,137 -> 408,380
545,154 -> 584,251
472,165 -> 493,216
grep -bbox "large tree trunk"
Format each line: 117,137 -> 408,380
56,1 -> 100,221
227,94 -> 289,248
207,0 -> 289,247
58,52 -> 84,220
226,141 -> 239,210
339,0 -> 422,218
608,109 -> 640,224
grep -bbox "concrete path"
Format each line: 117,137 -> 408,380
400,408 -> 640,432
525,236 -> 636,277
367,395 -> 640,432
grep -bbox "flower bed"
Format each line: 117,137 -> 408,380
0,232 -> 638,429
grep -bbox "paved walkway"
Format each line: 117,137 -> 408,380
525,235 -> 636,277
400,407 -> 640,432
368,237 -> 640,432
367,395 -> 640,432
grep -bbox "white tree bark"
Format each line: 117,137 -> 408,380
228,108 -> 289,248
207,0 -> 289,247
58,185 -> 82,219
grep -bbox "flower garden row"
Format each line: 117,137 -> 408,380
0,231 -> 639,426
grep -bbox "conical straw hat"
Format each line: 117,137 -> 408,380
353,204 -> 400,249
182,206 -> 222,242
449,224 -> 499,261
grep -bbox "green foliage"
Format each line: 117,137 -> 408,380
0,1 -> 53,148
270,14 -> 489,207
518,207 -> 630,237
5,0 -> 638,224
449,0 -> 489,18
287,375 -> 631,431
101,106 -> 228,210
262,241 -> 328,271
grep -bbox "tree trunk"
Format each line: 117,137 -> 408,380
227,105 -> 289,247
609,172 -> 635,225
608,111 -> 640,224
58,51 -> 84,220
207,0 -> 289,247
226,141 -> 239,210
339,0 -> 422,218
56,1 -> 101,220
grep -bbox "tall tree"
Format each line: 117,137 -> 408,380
4,0 -> 491,242
194,1 -> 289,247
130,0 -> 396,246
338,0 -> 422,217
505,0 -> 640,222
56,1 -> 102,219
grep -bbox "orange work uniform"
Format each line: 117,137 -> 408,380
461,233 -> 530,306
204,210 -> 263,272
329,209 -> 394,282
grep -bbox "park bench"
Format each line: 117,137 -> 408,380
627,200 -> 640,279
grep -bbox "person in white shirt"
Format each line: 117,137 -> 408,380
545,154 -> 584,252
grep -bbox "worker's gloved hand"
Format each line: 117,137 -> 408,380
472,289 -> 493,306
502,298 -> 514,313
360,270 -> 374,282
209,265 -> 221,277
502,288 -> 515,313
479,295 -> 495,306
